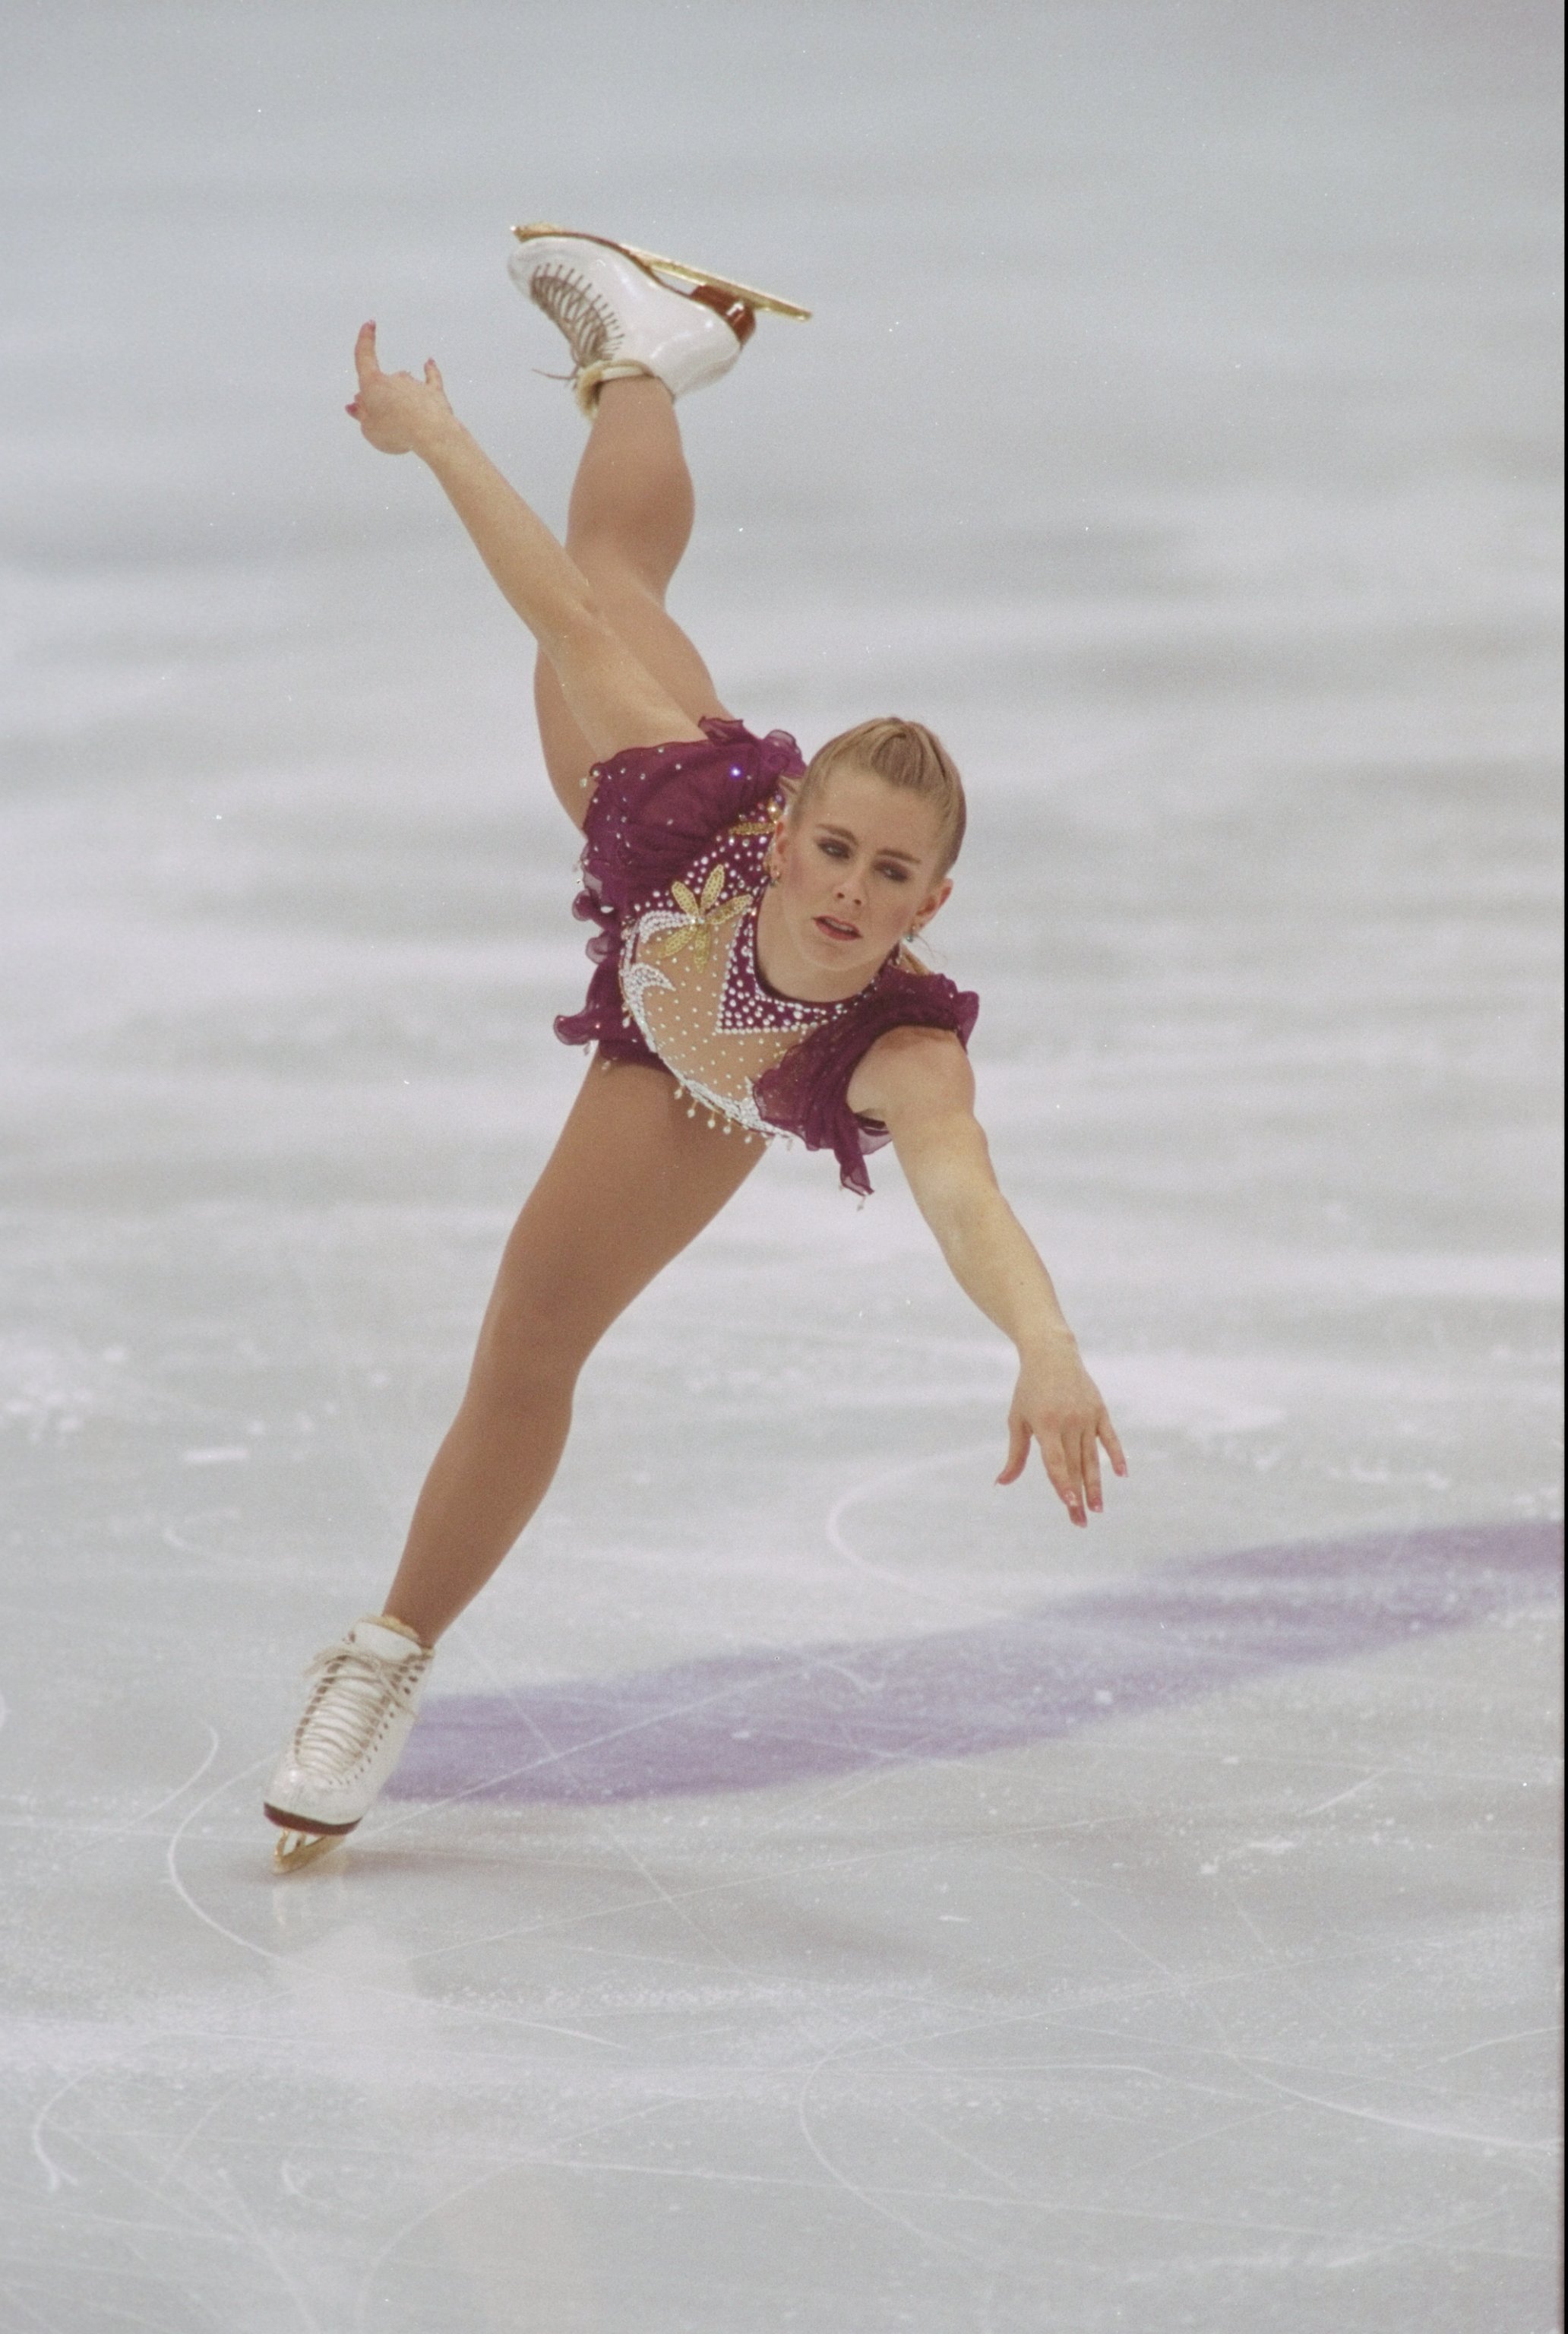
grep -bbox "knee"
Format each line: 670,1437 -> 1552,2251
467,1295 -> 594,1416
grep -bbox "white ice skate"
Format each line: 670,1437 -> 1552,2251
509,223 -> 809,415
264,1615 -> 433,1871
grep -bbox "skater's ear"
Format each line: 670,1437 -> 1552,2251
909,871 -> 954,935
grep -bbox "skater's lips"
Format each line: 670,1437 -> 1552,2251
814,914 -> 861,940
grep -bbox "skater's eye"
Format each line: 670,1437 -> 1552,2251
814,835 -> 911,885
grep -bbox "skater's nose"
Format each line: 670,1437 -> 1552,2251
830,856 -> 868,907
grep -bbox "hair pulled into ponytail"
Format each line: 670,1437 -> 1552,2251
788,717 -> 966,872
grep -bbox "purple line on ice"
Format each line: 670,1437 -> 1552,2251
384,1520 -> 1562,1806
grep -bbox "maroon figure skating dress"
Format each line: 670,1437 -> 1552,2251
556,719 -> 979,1196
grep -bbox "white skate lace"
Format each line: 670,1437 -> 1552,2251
292,1644 -> 425,1773
528,264 -> 620,370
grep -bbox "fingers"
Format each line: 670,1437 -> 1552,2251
424,359 -> 444,393
1004,1406 -> 1124,1523
1027,1412 -> 1097,1524
1081,1425 -> 1104,1515
996,1414 -> 1029,1487
1004,1373 -> 1127,1527
1099,1412 -> 1129,1479
1038,1430 -> 1086,1528
353,320 -> 380,388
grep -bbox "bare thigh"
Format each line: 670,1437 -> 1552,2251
471,1052 -> 762,1391
533,568 -> 731,818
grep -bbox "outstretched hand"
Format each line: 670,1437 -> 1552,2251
998,1344 -> 1127,1528
344,321 -> 454,454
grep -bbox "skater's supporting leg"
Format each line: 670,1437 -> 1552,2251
534,375 -> 729,811
382,1057 -> 760,1644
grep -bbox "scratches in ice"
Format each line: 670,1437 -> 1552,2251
826,1441 -> 1012,1619
160,1760 -> 618,2050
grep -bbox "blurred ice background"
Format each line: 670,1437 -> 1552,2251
0,6 -> 1561,2330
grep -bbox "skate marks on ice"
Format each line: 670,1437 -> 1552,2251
383,1519 -> 1562,1808
824,1439 -> 1015,1621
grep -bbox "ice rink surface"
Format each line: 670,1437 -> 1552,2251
2,5 -> 1563,2329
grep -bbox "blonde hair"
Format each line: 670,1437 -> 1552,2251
788,718 -> 967,873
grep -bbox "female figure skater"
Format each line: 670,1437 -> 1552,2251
264,228 -> 1127,1868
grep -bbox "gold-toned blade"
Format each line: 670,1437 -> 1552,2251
511,223 -> 811,320
273,1828 -> 345,1874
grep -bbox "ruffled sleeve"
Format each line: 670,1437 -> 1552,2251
579,718 -> 805,913
555,718 -> 805,1058
754,960 -> 981,1197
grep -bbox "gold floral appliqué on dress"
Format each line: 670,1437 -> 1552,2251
642,862 -> 753,968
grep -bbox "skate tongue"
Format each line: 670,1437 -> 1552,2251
347,1615 -> 425,1660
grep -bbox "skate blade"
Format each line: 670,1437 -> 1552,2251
273,1827 -> 346,1874
511,223 -> 811,319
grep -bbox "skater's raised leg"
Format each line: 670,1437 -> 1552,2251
534,375 -> 730,809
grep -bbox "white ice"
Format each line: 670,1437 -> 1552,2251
1,6 -> 1562,2330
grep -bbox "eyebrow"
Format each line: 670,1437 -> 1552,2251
811,821 -> 923,866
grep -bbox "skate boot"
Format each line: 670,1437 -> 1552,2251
509,223 -> 809,416
264,1615 -> 433,1871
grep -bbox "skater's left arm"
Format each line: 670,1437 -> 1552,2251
849,1029 -> 1127,1529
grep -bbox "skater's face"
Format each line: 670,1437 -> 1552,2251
773,766 -> 953,981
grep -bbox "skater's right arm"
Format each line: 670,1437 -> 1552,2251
346,324 -> 706,774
